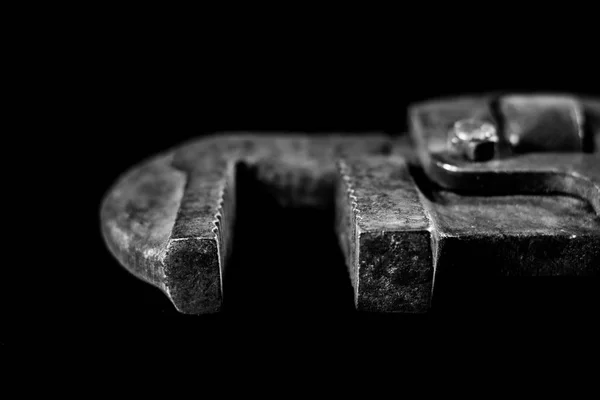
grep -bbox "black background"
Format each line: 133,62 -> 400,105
32,31 -> 600,355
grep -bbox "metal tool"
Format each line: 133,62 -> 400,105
100,93 -> 600,314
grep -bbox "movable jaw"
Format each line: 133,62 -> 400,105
335,157 -> 434,313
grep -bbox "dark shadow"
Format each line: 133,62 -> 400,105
222,163 -> 356,318
583,107 -> 598,153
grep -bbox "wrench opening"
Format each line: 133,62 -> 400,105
221,162 -> 355,314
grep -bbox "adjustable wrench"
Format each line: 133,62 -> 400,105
100,93 -> 600,314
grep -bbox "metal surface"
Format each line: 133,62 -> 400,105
101,135 -> 415,314
410,94 -> 600,215
500,95 -> 584,153
101,94 -> 600,315
336,157 -> 433,312
448,118 -> 499,161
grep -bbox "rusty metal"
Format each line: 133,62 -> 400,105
100,93 -> 600,315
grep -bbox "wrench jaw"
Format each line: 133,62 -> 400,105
356,231 -> 433,313
99,150 -> 230,314
336,157 -> 435,313
163,238 -> 222,314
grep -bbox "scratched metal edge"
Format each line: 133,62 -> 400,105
335,159 -> 361,306
99,151 -> 185,308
